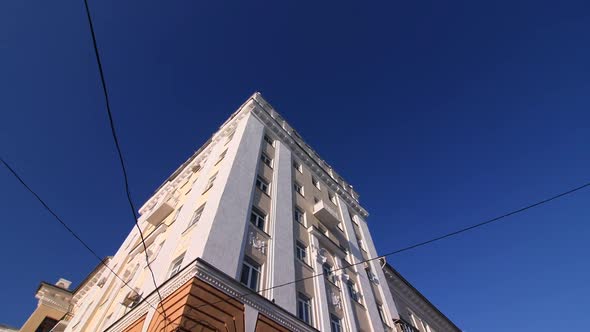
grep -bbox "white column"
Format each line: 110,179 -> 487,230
332,258 -> 357,332
200,113 -> 265,277
357,215 -> 401,321
267,141 -> 297,313
309,234 -> 331,331
337,196 -> 386,332
244,305 -> 259,332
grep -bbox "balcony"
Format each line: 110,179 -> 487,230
313,200 -> 340,229
145,192 -> 179,225
394,319 -> 419,332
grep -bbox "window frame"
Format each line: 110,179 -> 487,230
323,263 -> 336,283
215,149 -> 228,165
186,204 -> 205,230
295,241 -> 307,263
168,253 -> 185,278
330,314 -> 342,332
294,181 -> 304,196
297,293 -> 313,325
203,172 -> 218,193
293,160 -> 302,173
328,192 -> 337,204
260,153 -> 273,168
294,207 -> 305,225
346,280 -> 360,302
312,177 -> 321,190
263,134 -> 274,147
255,176 -> 270,195
249,207 -> 266,231
240,257 -> 261,291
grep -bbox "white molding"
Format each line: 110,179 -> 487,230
104,259 -> 318,332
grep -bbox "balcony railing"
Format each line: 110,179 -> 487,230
394,319 -> 420,332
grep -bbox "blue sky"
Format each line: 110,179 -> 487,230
2,0 -> 590,330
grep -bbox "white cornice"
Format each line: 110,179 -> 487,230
104,259 -> 318,332
138,106 -> 250,216
139,92 -> 369,220
249,94 -> 369,218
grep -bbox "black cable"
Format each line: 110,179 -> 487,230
81,0 -> 170,325
0,157 -> 167,319
189,180 -> 590,311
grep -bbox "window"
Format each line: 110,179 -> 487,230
297,293 -> 312,324
186,204 -> 205,230
294,182 -> 304,196
264,134 -> 274,146
203,172 -> 218,193
328,192 -> 337,204
172,205 -> 183,223
313,197 -> 320,204
347,280 -> 360,302
261,153 -> 273,168
312,177 -> 320,189
256,176 -> 270,194
225,132 -> 234,145
294,207 -> 305,224
293,160 -> 302,173
240,257 -> 260,291
215,149 -> 227,165
249,207 -> 266,231
295,241 -> 307,263
168,253 -> 185,278
358,239 -> 366,251
377,304 -> 387,324
323,263 -> 336,283
330,314 -> 342,332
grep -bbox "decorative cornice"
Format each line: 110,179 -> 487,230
383,266 -> 461,331
249,95 -> 369,218
105,258 -> 319,332
138,106 -> 250,216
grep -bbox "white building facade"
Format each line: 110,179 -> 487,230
19,93 -> 460,332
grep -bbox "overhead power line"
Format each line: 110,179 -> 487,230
188,180 -> 590,312
0,157 -> 167,319
81,0 -> 170,326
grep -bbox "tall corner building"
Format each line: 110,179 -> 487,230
19,93 -> 461,332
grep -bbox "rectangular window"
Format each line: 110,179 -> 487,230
215,149 -> 227,165
261,153 -> 273,168
323,263 -> 336,283
264,134 -> 274,146
347,280 -> 359,302
255,176 -> 270,194
294,182 -> 304,196
203,172 -> 218,193
312,177 -> 320,189
377,304 -> 387,324
294,207 -> 305,224
293,160 -> 302,173
330,314 -> 342,332
295,241 -> 307,263
328,192 -> 337,204
168,253 -> 185,278
225,132 -> 234,145
240,257 -> 261,291
249,207 -> 266,231
297,293 -> 312,324
186,204 -> 205,230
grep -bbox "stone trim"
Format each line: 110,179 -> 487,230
105,258 -> 318,332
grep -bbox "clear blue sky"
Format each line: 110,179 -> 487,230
2,1 -> 589,330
